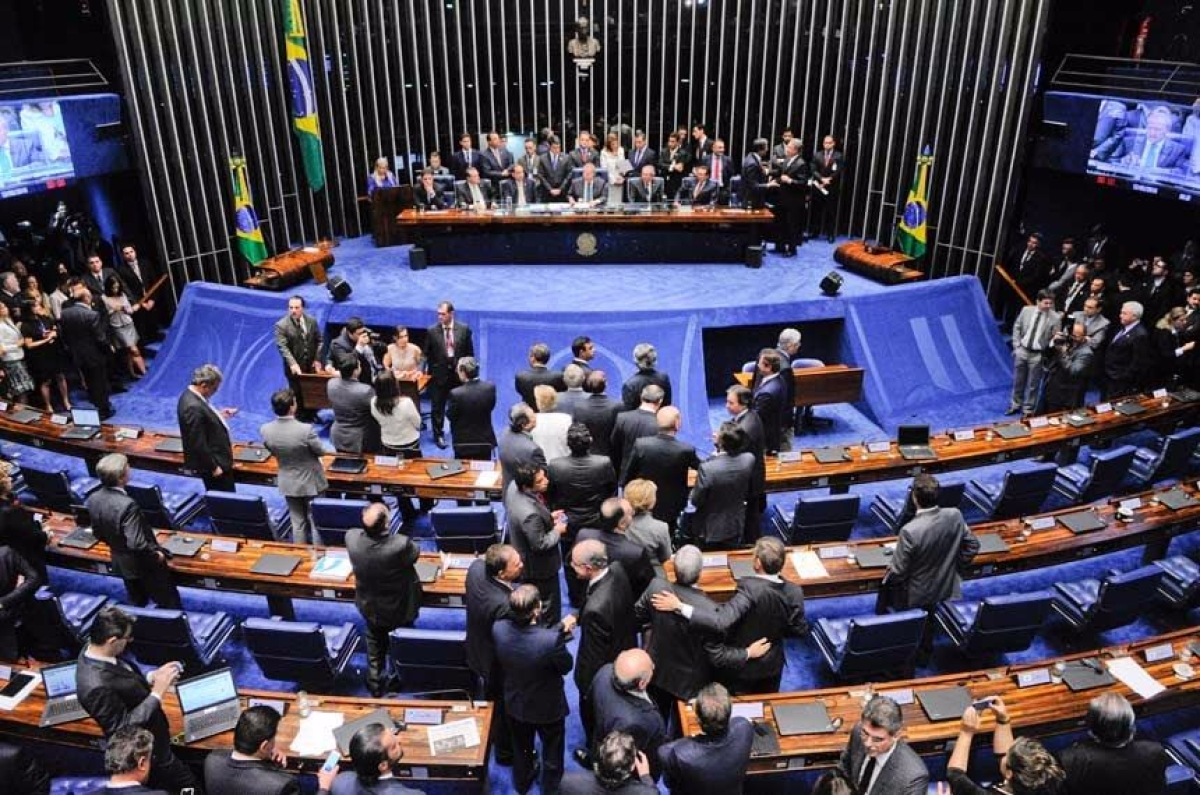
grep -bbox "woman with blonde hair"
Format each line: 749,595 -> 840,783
623,478 -> 672,563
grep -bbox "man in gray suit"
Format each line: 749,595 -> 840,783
1008,289 -> 1061,416
498,403 -> 547,490
260,389 -> 329,545
327,357 -> 381,454
839,696 -> 929,795
273,295 -> 323,421
689,422 -> 755,549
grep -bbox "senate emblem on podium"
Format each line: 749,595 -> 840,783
576,232 -> 598,257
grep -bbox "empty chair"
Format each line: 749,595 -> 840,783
126,481 -> 204,531
204,491 -> 291,541
243,617 -> 360,686
935,590 -> 1054,656
119,604 -> 236,669
49,777 -> 110,795
1164,728 -> 1200,793
871,480 -> 966,533
23,587 -> 108,658
811,608 -> 927,679
1051,444 -> 1137,504
1130,427 -> 1200,484
387,627 -> 473,693
769,493 -> 860,543
18,464 -> 100,512
964,462 -> 1059,520
311,497 -> 384,546
1051,565 -> 1164,633
430,505 -> 501,554
1153,555 -> 1200,608
791,360 -> 832,432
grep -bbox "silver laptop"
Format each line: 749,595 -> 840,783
60,408 -> 101,441
897,424 -> 936,460
39,660 -> 88,726
177,667 -> 241,742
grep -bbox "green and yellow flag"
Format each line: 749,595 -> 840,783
896,146 -> 934,260
230,156 -> 269,265
282,0 -> 325,191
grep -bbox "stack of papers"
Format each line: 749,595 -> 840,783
474,471 -> 501,488
310,555 -> 354,581
1106,657 -> 1166,699
289,711 -> 344,755
790,551 -> 830,579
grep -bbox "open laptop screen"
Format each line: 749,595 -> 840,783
71,408 -> 100,427
42,661 -> 78,698
177,668 -> 237,713
897,425 -> 930,447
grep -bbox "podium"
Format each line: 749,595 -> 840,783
370,186 -> 409,246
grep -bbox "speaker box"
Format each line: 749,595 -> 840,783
745,245 -> 763,269
326,275 -> 352,301
819,271 -> 844,296
409,247 -> 427,271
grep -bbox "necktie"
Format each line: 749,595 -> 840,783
1143,142 -> 1161,169
471,184 -> 483,205
584,182 -> 592,203
517,182 -> 525,205
552,155 -> 558,171
444,325 -> 455,356
633,148 -> 641,166
0,148 -> 10,174
859,757 -> 877,791
712,157 -> 722,185
694,181 -> 702,200
1025,312 -> 1045,351
826,151 -> 832,166
294,318 -> 305,340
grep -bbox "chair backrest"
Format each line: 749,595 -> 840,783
790,494 -> 860,543
311,497 -> 372,546
624,176 -> 664,202
204,491 -> 276,540
243,618 -> 335,683
569,166 -> 609,182
20,465 -> 79,512
1090,566 -> 1164,631
836,609 -> 926,676
1152,427 -> 1200,480
993,463 -> 1059,518
1078,445 -> 1136,503
119,605 -> 197,666
791,357 -> 826,370
741,360 -> 757,374
50,776 -> 110,795
892,481 -> 966,530
126,482 -> 169,527
963,591 -> 1054,654
388,627 -> 473,691
431,505 -> 501,554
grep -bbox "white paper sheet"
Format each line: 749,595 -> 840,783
289,711 -> 344,756
790,551 -> 830,579
1105,656 -> 1166,699
473,470 -> 501,488
428,717 -> 481,755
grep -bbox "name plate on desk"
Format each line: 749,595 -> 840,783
731,701 -> 764,720
1144,643 -> 1175,663
210,539 -> 239,554
777,451 -> 802,463
49,413 -> 69,425
866,441 -> 891,454
702,554 -> 728,568
374,455 -> 400,467
0,402 -> 8,411
428,717 -> 480,756
1153,388 -> 1169,399
880,687 -> 915,705
952,429 -> 975,442
1028,416 -> 1050,429
468,459 -> 496,471
1095,402 -> 1113,414
1118,497 -> 1142,512
1017,668 -> 1051,688
1025,516 -> 1055,531
116,427 -> 142,440
404,708 -> 443,725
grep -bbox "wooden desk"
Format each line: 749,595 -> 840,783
677,627 -> 1200,773
734,365 -> 866,407
297,372 -> 429,412
0,662 -> 491,786
833,240 -> 923,285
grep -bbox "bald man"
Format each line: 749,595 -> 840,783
589,648 -> 668,781
621,406 -> 701,533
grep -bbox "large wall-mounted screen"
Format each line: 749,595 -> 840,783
0,100 -> 76,198
1086,97 -> 1200,202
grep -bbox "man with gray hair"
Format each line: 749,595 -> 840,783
557,362 -> 588,417
87,453 -> 179,608
621,342 -> 672,410
838,695 -> 929,794
498,402 -> 546,490
177,363 -> 236,491
1103,300 -> 1151,398
1059,692 -> 1169,795
610,383 -> 664,474
96,726 -> 162,794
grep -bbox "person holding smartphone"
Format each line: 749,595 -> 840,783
937,697 -> 1065,795
203,706 -> 300,794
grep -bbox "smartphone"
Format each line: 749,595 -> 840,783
0,671 -> 38,698
321,750 -> 341,773
971,697 -> 995,711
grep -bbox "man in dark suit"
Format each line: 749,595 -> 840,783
466,544 -> 523,766
1005,233 -> 1053,327
568,131 -> 598,169
177,363 -> 235,491
115,243 -> 162,341
838,696 -> 929,795
561,731 -> 658,794
501,162 -> 539,207
1042,322 -> 1096,412
494,584 -> 577,794
539,138 -> 573,202
517,138 -> 542,186
81,252 -> 122,315
557,363 -> 589,417
515,342 -> 566,407
91,727 -> 168,795
680,164 -> 719,205
547,423 -> 618,607
689,422 -> 754,549
627,164 -> 665,203
426,300 -> 474,449
570,337 -> 596,374
620,342 -> 672,411
769,139 -> 810,255
1144,257 -> 1184,327
412,169 -> 446,210
273,296 -> 323,421
728,386 -> 767,541
571,539 -> 637,758
328,317 -> 379,385
701,139 -> 734,200
480,131 -> 514,187
690,124 -> 713,162
76,607 -> 196,793
589,649 -> 667,779
568,162 -> 607,207
450,131 -> 479,179
447,357 -> 497,460
750,349 -> 786,454
327,357 -> 381,454
1057,263 -> 1092,322
59,282 -> 113,419
626,131 -> 656,177
621,407 -> 700,533
578,497 -> 655,600
346,503 -> 422,697
0,522 -> 40,659
506,464 -> 567,625
87,453 -> 180,609
498,403 -> 547,490
574,370 -> 621,456
204,706 -> 300,795
740,138 -> 771,209
327,722 -> 423,794
610,385 -> 663,475
809,134 -> 846,242
1059,692 -> 1170,795
1104,300 -> 1152,398
455,166 -> 494,209
260,389 -> 329,545
659,132 -> 691,199
657,682 -> 754,795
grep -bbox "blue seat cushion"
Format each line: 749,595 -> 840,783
814,616 -> 852,651
1054,578 -> 1100,610
941,598 -> 981,630
71,475 -> 101,500
322,622 -> 358,656
1155,555 -> 1200,586
58,591 -> 108,627
1056,464 -> 1089,485
188,610 -> 231,644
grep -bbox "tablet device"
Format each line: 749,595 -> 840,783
426,460 -> 466,479
329,457 -> 367,475
916,686 -> 972,722
1057,511 -> 1106,535
250,554 -> 303,576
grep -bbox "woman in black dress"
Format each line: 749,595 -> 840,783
19,276 -> 71,412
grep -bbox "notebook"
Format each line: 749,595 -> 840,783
772,702 -> 839,735
329,457 -> 367,474
974,533 -> 1010,555
1114,401 -> 1147,416
916,685 -> 972,722
250,554 -> 303,576
426,460 -> 466,479
993,422 -> 1032,440
59,528 -> 98,549
897,425 -> 936,461
155,436 -> 185,454
813,446 -> 851,465
162,535 -> 205,558
60,408 -> 101,440
234,446 -> 273,463
1062,660 -> 1115,691
854,546 -> 894,569
177,667 -> 241,742
1057,511 -> 1107,535
1156,489 -> 1200,511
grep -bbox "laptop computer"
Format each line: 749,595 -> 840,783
729,559 -> 756,580
250,554 -> 303,576
60,408 -> 102,441
855,546 -> 894,569
1061,660 -> 1115,692
974,533 -> 1010,555
177,667 -> 241,742
916,685 -> 972,722
897,425 -> 936,461
162,535 -> 205,558
426,460 -> 466,480
334,707 -> 399,755
1065,411 -> 1095,428
993,422 -> 1032,440
329,457 -> 367,475
1169,387 -> 1200,403
234,446 -> 273,464
39,660 -> 88,726
1114,401 -> 1146,416
59,527 -> 98,549
1156,488 -> 1200,511
155,436 -> 185,454
8,406 -> 42,424
773,702 -> 839,735
813,446 -> 851,465
1057,511 -> 1107,535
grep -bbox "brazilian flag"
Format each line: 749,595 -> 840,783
230,157 -> 269,265
282,0 -> 325,191
896,146 -> 934,260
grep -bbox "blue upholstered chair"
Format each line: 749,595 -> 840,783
871,480 -> 966,533
1130,427 -> 1200,485
119,604 -> 236,669
431,505 -> 502,554
1051,444 -> 1137,504
769,493 -> 860,544
1153,555 -> 1200,608
50,777 -> 110,795
18,464 -> 100,512
24,587 -> 108,657
811,608 -> 927,679
311,497 -> 384,546
387,627 -> 473,693
204,491 -> 291,541
935,590 -> 1054,656
434,174 -> 456,205
964,463 -> 1058,520
127,481 -> 204,531
243,617 -> 360,686
1164,728 -> 1200,792
1051,565 -> 1163,633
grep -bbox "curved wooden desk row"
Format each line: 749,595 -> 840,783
395,207 -> 773,227
40,480 -> 1200,614
0,393 -> 1194,500
0,661 -> 491,783
677,626 -> 1200,774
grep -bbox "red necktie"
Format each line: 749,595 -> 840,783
712,158 -> 722,185
444,326 -> 454,356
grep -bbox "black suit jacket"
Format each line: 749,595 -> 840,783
500,176 -> 539,205
628,178 -> 665,204
568,176 -> 608,204
450,148 -> 480,179
493,618 -> 573,724
590,663 -> 667,771
465,559 -> 513,678
576,527 -> 655,599
538,153 -> 573,193
177,387 -> 233,477
479,147 -> 514,183
505,485 -> 561,581
658,718 -> 754,795
412,185 -> 446,210
0,742 -> 49,795
0,545 -> 39,642
626,146 -> 657,174
701,153 -> 735,188
345,528 -> 422,628
810,148 -> 846,188
203,751 -> 300,795
634,577 -> 720,701
547,453 -> 617,532
659,147 -> 692,196
76,651 -> 172,763
622,434 -> 700,525
740,153 -> 770,205
447,378 -> 498,449
692,137 -> 713,161
0,500 -> 48,580
455,180 -> 495,207
690,453 -> 755,546
515,365 -> 566,407
1011,247 -> 1053,294
732,409 -> 767,496
425,322 -> 474,384
498,429 -> 547,491
88,786 -> 168,795
680,177 -> 719,206
58,299 -> 109,369
575,563 -> 637,693
574,394 -> 621,456
273,312 -> 322,375
113,257 -> 160,304
695,575 -> 807,685
1104,322 -> 1152,389
560,772 -> 658,794
85,487 -> 166,583
620,369 -> 672,411
609,408 -> 661,475
751,376 -> 786,454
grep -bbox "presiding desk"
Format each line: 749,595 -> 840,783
734,365 -> 866,409
0,661 -> 492,786
296,371 -> 429,412
677,626 -> 1200,773
394,206 -> 773,265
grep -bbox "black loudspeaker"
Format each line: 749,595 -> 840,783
326,275 -> 352,301
409,246 -> 427,271
745,245 -> 763,269
819,271 -> 843,296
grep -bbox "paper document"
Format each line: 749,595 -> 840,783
474,470 -> 501,488
731,702 -> 765,721
1105,657 -> 1166,699
289,711 -> 344,756
790,551 -> 830,579
309,555 -> 353,581
428,717 -> 481,755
